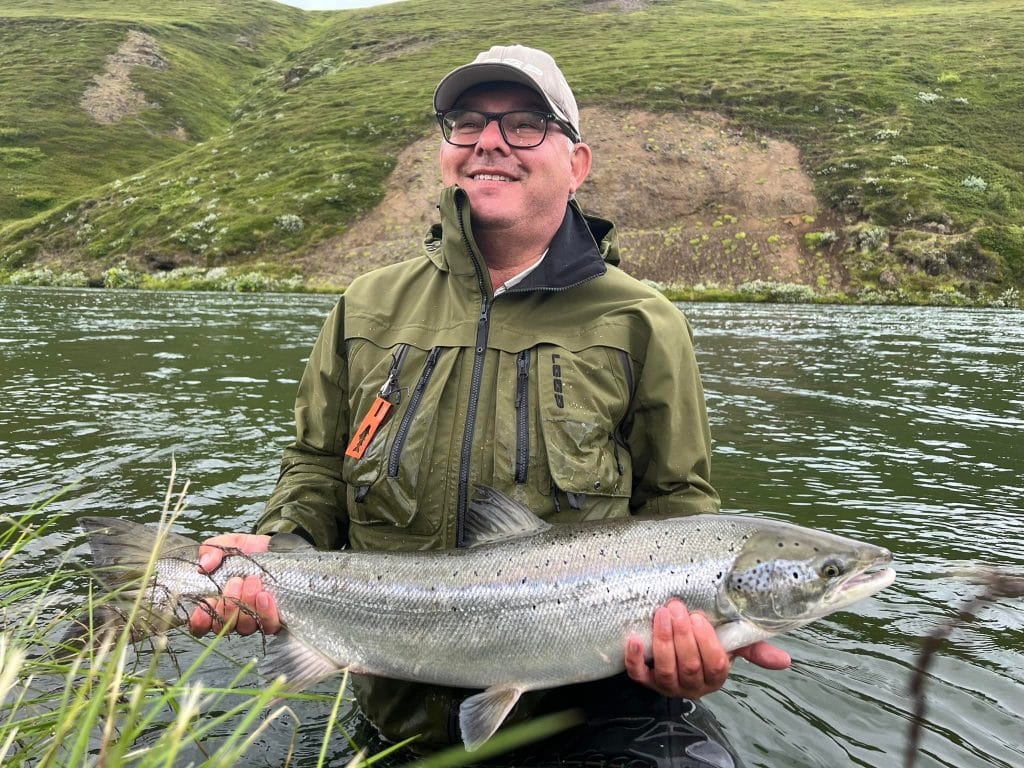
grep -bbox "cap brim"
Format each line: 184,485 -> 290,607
434,62 -> 556,116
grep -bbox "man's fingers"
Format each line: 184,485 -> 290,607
650,604 -> 684,690
198,547 -> 222,574
627,601 -> 788,700
188,601 -> 214,636
734,641 -> 792,670
627,600 -> 739,699
256,591 -> 282,635
690,613 -> 730,690
196,534 -> 237,574
196,534 -> 273,574
665,602 -> 729,697
234,576 -> 262,636
624,635 -> 652,686
653,601 -> 706,695
207,577 -> 241,634
668,601 -> 703,683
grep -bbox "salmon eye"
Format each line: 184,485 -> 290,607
821,560 -> 844,579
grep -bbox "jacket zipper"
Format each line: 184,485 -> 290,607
455,206 -> 491,549
380,343 -> 410,401
387,346 -> 444,477
514,349 -> 531,483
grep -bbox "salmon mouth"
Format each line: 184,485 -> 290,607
831,564 -> 896,605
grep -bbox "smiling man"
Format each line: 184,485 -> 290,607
436,80 -> 591,290
191,45 -> 789,766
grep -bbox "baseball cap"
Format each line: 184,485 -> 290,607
433,45 -> 581,141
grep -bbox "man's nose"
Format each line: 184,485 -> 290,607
475,117 -> 510,152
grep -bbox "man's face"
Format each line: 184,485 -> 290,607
439,82 -> 591,240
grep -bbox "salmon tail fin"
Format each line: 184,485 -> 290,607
69,517 -> 202,646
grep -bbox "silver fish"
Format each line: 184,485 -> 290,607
80,486 -> 895,751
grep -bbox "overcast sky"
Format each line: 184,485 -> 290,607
276,0 -> 403,9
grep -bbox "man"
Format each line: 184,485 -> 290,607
191,45 -> 789,764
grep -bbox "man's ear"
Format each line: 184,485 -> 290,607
568,142 -> 593,194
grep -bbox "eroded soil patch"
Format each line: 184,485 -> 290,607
80,30 -> 167,125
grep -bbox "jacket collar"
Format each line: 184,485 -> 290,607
425,186 -> 618,293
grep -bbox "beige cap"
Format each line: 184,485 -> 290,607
433,45 -> 581,141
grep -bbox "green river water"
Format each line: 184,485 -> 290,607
0,286 -> 1021,767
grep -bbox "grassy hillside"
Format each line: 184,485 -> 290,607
1,0 -> 1022,305
0,0 -> 310,221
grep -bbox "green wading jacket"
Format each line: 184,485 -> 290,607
256,185 -> 720,747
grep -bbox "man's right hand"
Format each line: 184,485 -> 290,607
187,533 -> 282,636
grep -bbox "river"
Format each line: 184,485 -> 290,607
0,286 -> 1021,768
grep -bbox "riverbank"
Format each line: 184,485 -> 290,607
3,264 -> 1021,308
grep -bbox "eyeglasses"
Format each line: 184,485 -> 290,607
437,109 -> 578,148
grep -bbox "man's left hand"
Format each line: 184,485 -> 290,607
624,599 -> 791,699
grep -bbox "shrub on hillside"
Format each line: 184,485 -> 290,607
804,230 -> 838,249
975,226 -> 1024,281
103,267 -> 142,289
8,268 -> 90,287
9,268 -> 56,286
961,176 -> 988,192
738,280 -> 816,303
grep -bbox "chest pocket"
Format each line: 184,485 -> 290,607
533,343 -> 635,518
342,340 -> 458,535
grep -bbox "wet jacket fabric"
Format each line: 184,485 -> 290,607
256,185 -> 719,746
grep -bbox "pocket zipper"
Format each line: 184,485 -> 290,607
388,346 -> 444,478
514,349 -> 531,483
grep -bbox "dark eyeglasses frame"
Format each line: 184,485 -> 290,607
436,109 -> 580,148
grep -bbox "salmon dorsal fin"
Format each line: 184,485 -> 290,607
464,485 -> 551,548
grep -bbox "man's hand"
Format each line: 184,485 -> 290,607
624,599 -> 791,699
187,533 -> 281,637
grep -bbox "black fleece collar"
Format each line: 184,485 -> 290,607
505,201 -> 608,293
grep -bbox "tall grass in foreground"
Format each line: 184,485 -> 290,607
0,473 -> 574,767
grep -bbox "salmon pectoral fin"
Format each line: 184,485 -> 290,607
459,684 -> 524,752
260,628 -> 346,691
715,618 -> 773,653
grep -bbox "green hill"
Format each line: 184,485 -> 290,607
1,0 -> 1022,306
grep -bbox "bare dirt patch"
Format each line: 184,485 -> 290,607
350,34 -> 433,64
299,107 -> 842,291
80,30 -> 168,125
582,0 -> 653,12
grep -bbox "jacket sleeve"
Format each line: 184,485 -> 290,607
626,302 -> 720,517
256,298 -> 350,549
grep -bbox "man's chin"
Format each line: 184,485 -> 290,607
463,194 -> 519,226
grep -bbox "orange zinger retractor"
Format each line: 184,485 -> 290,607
345,396 -> 393,459
344,345 -> 409,460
